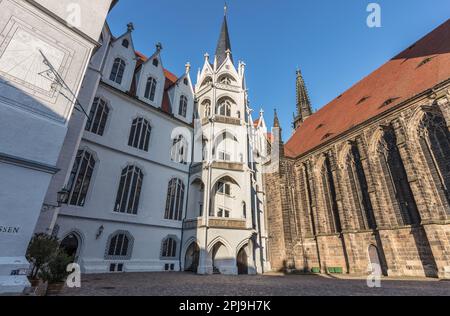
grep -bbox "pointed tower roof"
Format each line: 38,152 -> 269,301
215,6 -> 233,66
293,69 -> 313,129
273,109 -> 280,128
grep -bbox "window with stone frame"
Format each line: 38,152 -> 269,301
217,181 -> 231,196
345,144 -> 377,230
178,95 -> 188,117
85,97 -> 109,136
217,207 -> 231,218
128,117 -> 151,151
321,155 -> 342,233
164,178 -> 185,221
418,112 -> 450,212
67,149 -> 96,207
202,100 -> 211,118
216,98 -> 232,117
144,77 -> 157,101
110,58 -> 126,84
114,165 -> 144,215
105,231 -> 134,260
378,127 -> 420,226
299,163 -> 316,236
161,237 -> 177,258
171,135 -> 188,164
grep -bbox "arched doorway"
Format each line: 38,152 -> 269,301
368,245 -> 382,274
209,242 -> 232,274
60,233 -> 81,261
184,242 -> 200,273
237,246 -> 249,275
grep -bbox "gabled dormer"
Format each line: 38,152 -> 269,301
195,53 -> 214,92
168,63 -> 195,123
102,23 -> 137,93
134,44 -> 165,108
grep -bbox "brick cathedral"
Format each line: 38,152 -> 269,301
265,19 -> 450,278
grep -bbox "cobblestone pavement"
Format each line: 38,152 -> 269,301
58,272 -> 450,296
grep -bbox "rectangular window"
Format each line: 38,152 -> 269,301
218,151 -> 231,161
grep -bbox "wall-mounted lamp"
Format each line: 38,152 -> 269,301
56,187 -> 70,207
96,225 -> 104,240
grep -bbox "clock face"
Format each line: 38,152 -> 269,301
0,28 -> 65,94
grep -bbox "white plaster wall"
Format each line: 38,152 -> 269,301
33,0 -> 114,41
55,216 -> 181,273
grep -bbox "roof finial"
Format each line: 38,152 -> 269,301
156,42 -> 163,52
224,2 -> 228,16
127,22 -> 135,32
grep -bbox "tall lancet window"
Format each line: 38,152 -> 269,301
114,165 -> 144,215
67,149 -> 96,207
418,112 -> 450,212
321,156 -> 342,233
164,178 -> 185,221
378,127 -> 420,226
346,144 -> 376,230
85,97 -> 109,136
144,77 -> 157,101
178,95 -> 188,117
110,58 -> 126,84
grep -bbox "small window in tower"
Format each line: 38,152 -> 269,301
153,58 -> 159,67
183,78 -> 188,86
122,39 -> 129,48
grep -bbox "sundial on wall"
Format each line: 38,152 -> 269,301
0,28 -> 65,96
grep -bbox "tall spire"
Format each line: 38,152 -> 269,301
273,109 -> 280,128
293,68 -> 313,130
215,4 -> 233,66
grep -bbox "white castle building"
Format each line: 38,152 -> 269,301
0,0 -> 115,294
35,10 -> 271,275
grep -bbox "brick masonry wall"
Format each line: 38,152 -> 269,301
264,85 -> 450,278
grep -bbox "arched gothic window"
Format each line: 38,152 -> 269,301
418,112 -> 450,211
110,58 -> 126,84
114,165 -> 144,215
171,135 -> 188,164
216,99 -> 232,117
144,77 -> 157,101
178,95 -> 188,117
128,117 -> 151,151
164,178 -> 185,221
202,100 -> 211,118
67,149 -> 96,207
378,127 -> 420,226
321,156 -> 342,233
345,144 -> 376,230
85,97 -> 109,136
161,237 -> 177,258
105,231 -> 133,260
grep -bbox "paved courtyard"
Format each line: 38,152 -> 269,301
59,272 -> 450,296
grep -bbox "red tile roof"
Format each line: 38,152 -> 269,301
285,19 -> 450,158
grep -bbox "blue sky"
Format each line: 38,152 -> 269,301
107,0 -> 449,139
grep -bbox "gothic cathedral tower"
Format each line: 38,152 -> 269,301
181,8 -> 270,275
293,69 -> 313,130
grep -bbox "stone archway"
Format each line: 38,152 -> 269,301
237,245 -> 249,275
209,241 -> 233,274
60,232 -> 81,261
184,242 -> 200,273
